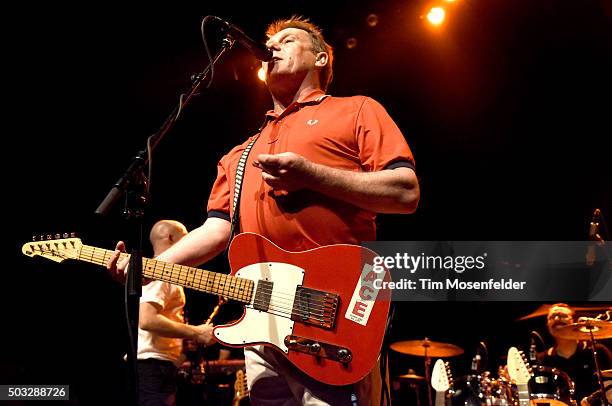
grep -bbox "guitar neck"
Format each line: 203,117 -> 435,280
516,383 -> 530,406
435,391 -> 446,406
78,245 -> 254,304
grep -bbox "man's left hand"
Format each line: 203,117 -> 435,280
253,152 -> 313,192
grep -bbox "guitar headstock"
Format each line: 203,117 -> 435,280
22,234 -> 82,263
507,346 -> 532,385
234,369 -> 249,400
431,358 -> 452,392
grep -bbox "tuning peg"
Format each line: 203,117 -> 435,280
54,233 -> 60,239
70,232 -> 76,238
32,235 -> 37,241
63,233 -> 68,238
46,234 -> 52,240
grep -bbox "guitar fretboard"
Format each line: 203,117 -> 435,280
78,245 -> 254,303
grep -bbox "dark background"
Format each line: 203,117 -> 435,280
4,0 -> 611,404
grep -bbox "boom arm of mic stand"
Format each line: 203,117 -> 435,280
94,37 -> 235,216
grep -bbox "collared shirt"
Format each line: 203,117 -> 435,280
207,89 -> 415,251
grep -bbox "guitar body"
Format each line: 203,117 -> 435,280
214,232 -> 391,386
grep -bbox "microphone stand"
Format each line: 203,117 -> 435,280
95,35 -> 235,405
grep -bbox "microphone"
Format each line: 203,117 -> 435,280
213,17 -> 273,61
586,208 -> 602,266
529,331 -> 544,365
471,353 -> 481,372
529,335 -> 537,362
589,208 -> 601,241
471,342 -> 486,372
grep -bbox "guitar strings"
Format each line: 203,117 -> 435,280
80,247 -> 339,311
58,246 -> 350,321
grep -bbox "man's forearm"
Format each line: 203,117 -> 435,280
140,313 -> 200,340
305,165 -> 419,214
155,218 -> 230,267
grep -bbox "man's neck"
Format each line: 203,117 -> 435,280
554,339 -> 578,359
269,76 -> 322,114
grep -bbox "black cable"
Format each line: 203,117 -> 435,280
201,16 -> 219,89
380,302 -> 395,406
124,271 -> 139,405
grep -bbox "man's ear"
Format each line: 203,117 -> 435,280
315,52 -> 329,68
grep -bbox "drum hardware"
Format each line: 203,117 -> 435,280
552,319 -> 612,341
391,338 -> 464,406
396,368 -> 426,406
180,296 -> 237,385
397,372 -> 426,382
390,339 -> 465,358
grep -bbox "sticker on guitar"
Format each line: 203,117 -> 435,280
345,263 -> 385,326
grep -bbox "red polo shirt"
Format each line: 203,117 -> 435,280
207,89 -> 415,251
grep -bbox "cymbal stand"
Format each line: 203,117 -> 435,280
423,338 -> 433,406
585,320 -> 610,406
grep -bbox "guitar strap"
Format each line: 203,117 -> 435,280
224,135 -> 260,255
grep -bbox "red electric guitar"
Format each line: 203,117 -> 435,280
22,232 -> 391,385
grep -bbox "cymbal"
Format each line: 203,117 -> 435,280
552,319 -> 612,340
390,339 -> 464,357
396,373 -> 425,381
517,304 -> 611,321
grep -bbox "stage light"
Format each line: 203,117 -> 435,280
427,7 -> 446,25
257,67 -> 265,82
366,14 -> 379,27
445,0 -> 456,2
346,37 -> 358,49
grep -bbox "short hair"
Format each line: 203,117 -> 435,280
266,16 -> 334,91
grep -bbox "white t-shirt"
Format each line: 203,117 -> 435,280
137,280 -> 186,365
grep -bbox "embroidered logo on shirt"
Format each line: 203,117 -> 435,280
306,119 -> 319,126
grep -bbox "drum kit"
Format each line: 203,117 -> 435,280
391,306 -> 612,406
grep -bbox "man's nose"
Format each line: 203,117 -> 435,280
267,41 -> 281,51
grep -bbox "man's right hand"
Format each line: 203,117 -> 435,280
193,323 -> 215,345
106,241 -> 130,284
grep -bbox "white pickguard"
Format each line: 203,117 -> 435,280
214,262 -> 304,353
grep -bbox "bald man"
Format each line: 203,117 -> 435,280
137,220 -> 213,406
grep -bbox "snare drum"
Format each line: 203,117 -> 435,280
529,366 -> 577,406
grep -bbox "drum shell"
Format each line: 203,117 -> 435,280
529,366 -> 577,406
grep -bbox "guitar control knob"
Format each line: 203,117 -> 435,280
284,336 -> 297,348
309,343 -> 321,354
337,348 -> 352,362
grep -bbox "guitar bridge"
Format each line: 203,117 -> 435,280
284,335 -> 353,364
291,287 -> 339,330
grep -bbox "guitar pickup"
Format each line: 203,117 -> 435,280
291,287 -> 339,330
284,335 -> 353,364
